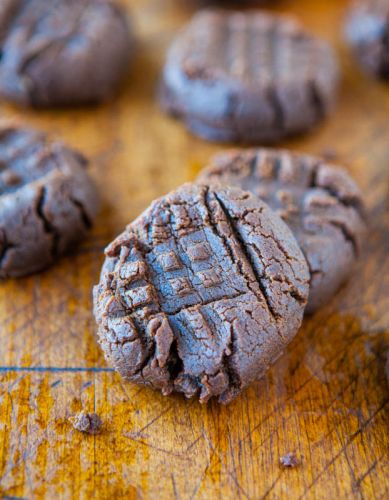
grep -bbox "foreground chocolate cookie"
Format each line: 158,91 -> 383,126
198,149 -> 366,313
94,183 -> 309,403
345,0 -> 389,79
0,0 -> 133,107
160,9 -> 339,143
0,126 -> 99,278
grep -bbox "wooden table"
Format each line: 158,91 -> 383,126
0,0 -> 388,498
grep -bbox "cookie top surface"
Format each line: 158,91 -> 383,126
345,0 -> 389,78
0,126 -> 88,193
94,183 -> 309,403
0,127 -> 76,193
0,0 -> 132,106
198,149 -> 366,313
161,9 -> 339,143
0,125 -> 99,278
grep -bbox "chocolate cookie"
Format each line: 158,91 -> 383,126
345,0 -> 389,79
160,9 -> 339,143
198,149 -> 366,313
0,0 -> 133,107
94,183 -> 309,403
0,126 -> 99,278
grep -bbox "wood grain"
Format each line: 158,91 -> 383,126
0,0 -> 388,498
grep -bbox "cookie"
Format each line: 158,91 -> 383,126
345,0 -> 389,79
198,149 -> 366,313
160,9 -> 339,143
70,412 -> 102,435
0,126 -> 99,278
93,183 -> 309,404
0,0 -> 133,107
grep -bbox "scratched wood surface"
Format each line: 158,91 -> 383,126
0,0 -> 388,498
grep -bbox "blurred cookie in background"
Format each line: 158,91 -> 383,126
160,9 -> 339,144
345,0 -> 389,79
0,0 -> 134,107
198,148 -> 367,313
0,125 -> 99,278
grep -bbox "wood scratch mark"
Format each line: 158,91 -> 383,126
122,436 -> 192,460
124,406 -> 172,438
171,473 -> 179,500
261,472 -> 283,500
355,457 -> 381,486
202,429 -> 249,499
299,398 -> 389,498
240,331 -> 372,448
189,461 -> 210,500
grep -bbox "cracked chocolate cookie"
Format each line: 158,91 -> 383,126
345,0 -> 389,79
160,9 -> 339,143
0,0 -> 133,107
198,149 -> 366,313
0,125 -> 99,278
93,183 -> 309,404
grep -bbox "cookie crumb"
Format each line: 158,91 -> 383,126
280,452 -> 301,468
70,412 -> 102,435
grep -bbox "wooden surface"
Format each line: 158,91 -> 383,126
0,0 -> 388,498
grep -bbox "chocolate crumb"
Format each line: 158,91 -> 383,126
70,412 -> 102,435
280,452 -> 301,468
